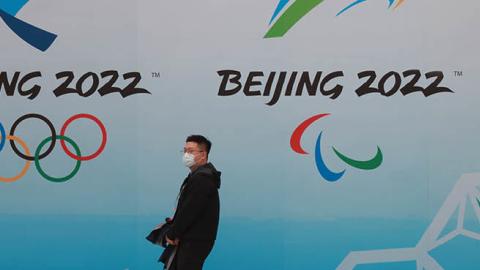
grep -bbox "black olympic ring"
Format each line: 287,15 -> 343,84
9,113 -> 57,161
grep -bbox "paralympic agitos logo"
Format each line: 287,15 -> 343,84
0,0 -> 57,51
0,113 -> 107,183
266,0 -> 406,38
291,113 -> 382,182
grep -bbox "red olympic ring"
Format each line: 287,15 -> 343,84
60,113 -> 107,161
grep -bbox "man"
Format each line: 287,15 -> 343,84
166,135 -> 221,270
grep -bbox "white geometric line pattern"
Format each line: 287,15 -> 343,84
337,173 -> 480,270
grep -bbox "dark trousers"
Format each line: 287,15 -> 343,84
171,241 -> 214,270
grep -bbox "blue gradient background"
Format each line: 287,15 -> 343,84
1,0 -> 479,269
1,216 -> 479,269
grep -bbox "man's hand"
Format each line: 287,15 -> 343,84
166,235 -> 179,246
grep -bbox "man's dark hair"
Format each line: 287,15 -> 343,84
186,135 -> 212,155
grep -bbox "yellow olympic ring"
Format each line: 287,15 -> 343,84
0,134 -> 32,183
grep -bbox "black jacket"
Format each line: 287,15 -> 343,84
166,162 -> 221,242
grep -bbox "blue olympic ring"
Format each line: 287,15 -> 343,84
0,122 -> 5,152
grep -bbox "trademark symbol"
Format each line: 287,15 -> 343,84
151,72 -> 161,78
454,71 -> 463,77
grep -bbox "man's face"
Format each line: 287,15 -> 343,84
184,141 -> 206,165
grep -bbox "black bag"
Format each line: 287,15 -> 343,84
146,222 -> 171,248
146,220 -> 178,269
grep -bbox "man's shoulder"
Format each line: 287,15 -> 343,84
190,170 -> 215,185
189,163 -> 221,189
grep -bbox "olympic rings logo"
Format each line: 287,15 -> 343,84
0,113 -> 107,183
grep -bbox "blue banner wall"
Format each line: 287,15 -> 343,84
1,1 -> 479,269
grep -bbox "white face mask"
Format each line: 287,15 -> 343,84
182,153 -> 196,168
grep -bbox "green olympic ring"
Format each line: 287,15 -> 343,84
34,135 -> 81,183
